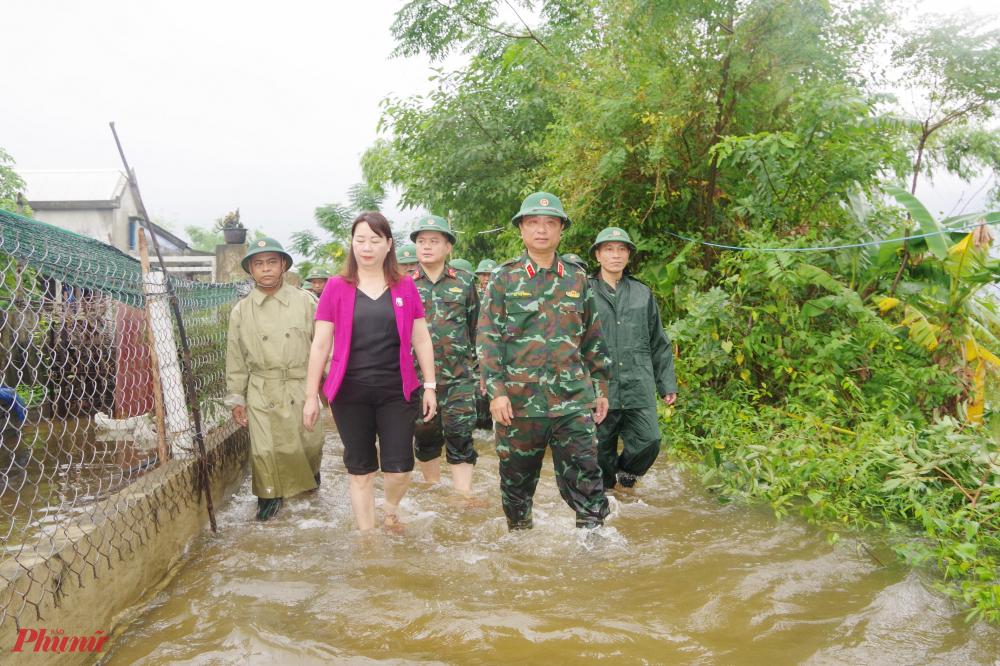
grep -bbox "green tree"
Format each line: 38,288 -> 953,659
891,11 -> 1000,195
0,148 -> 30,216
292,182 -> 391,270
184,225 -> 225,252
373,0 -> 903,263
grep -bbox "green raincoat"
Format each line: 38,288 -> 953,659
224,281 -> 324,498
588,273 -> 676,410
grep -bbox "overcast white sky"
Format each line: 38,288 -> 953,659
1,0 -> 996,258
3,0 -> 456,253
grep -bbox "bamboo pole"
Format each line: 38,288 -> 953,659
137,230 -> 170,467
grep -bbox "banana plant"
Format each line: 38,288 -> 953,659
872,190 -> 1000,421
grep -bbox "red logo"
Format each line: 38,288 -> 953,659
539,198 -> 549,206
612,230 -> 621,235
11,628 -> 110,654
258,240 -> 266,246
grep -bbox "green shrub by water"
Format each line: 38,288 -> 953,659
661,247 -> 1000,623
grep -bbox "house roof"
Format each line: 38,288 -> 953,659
18,169 -> 128,203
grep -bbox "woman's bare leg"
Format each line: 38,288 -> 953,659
349,473 -> 376,531
382,471 -> 411,518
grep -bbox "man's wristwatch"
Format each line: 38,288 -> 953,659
424,382 -> 437,390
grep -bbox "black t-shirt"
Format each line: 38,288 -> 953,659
344,289 -> 401,387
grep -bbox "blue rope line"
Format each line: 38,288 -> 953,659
664,220 -> 1000,253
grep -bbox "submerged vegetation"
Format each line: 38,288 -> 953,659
365,0 -> 1000,619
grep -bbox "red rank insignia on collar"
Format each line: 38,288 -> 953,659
557,261 -> 564,277
413,267 -> 421,279
448,267 -> 456,278
525,261 -> 536,278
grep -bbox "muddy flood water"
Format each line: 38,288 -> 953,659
98,415 -> 1000,665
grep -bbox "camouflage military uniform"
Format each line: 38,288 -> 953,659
473,264 -> 496,431
477,252 -> 612,528
413,263 -> 480,465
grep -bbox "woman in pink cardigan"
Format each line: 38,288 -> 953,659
304,212 -> 437,532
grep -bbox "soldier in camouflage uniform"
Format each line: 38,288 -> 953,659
477,192 -> 612,530
397,243 -> 419,277
475,259 -> 498,294
410,216 -> 481,493
474,259 -> 498,430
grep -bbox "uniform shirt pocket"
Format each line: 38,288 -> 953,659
439,291 -> 465,321
557,301 -> 583,338
505,299 -> 537,335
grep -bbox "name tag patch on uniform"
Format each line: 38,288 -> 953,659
510,292 -> 532,297
567,290 -> 579,298
448,287 -> 463,293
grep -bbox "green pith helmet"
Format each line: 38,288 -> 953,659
241,237 -> 293,274
563,253 -> 588,268
304,266 -> 331,280
589,227 -> 637,259
511,191 -> 570,229
409,215 -> 456,244
475,258 -> 498,274
451,258 -> 474,273
396,243 -> 419,264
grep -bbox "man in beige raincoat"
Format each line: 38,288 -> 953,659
225,238 -> 324,520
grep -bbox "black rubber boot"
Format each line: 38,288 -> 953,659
256,497 -> 283,521
314,471 -> 321,488
576,517 -> 605,529
507,518 -> 533,531
617,471 -> 638,488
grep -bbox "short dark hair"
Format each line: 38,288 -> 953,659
340,211 -> 404,287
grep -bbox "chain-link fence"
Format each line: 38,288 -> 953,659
0,209 -> 250,630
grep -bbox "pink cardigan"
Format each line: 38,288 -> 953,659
315,275 -> 426,402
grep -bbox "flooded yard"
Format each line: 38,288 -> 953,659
99,415 -> 1000,665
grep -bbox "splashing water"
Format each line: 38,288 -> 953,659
100,416 -> 1000,665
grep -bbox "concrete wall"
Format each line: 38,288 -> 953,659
31,207 -> 117,247
215,244 -> 249,283
0,424 -> 250,664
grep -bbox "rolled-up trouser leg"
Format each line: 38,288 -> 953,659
618,407 -> 662,478
496,417 -> 547,528
550,412 -> 610,527
442,381 -> 478,465
475,393 -> 493,430
414,387 -> 445,463
595,409 -> 625,489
